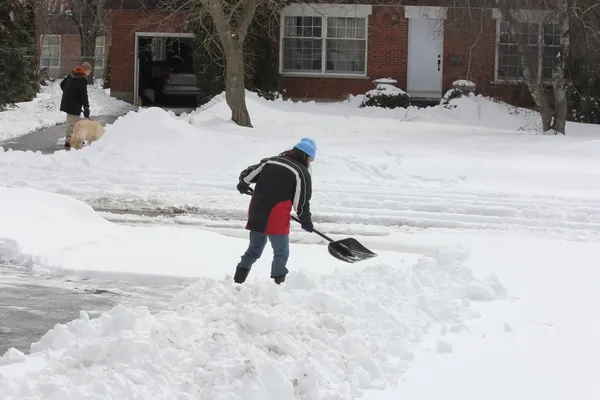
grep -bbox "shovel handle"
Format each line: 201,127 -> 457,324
244,187 -> 334,243
290,215 -> 334,243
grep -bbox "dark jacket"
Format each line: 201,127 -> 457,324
239,151 -> 312,235
60,67 -> 90,117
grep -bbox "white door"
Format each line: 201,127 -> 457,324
407,18 -> 444,98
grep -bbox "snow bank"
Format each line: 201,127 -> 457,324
0,80 -> 134,142
0,246 -> 506,399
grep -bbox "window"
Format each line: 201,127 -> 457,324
151,38 -> 167,62
281,15 -> 367,75
496,21 -> 560,81
40,35 -> 60,69
94,36 -> 106,69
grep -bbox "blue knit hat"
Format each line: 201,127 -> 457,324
293,138 -> 317,160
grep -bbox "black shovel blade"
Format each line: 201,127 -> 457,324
327,238 -> 378,264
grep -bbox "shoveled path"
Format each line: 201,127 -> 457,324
0,261 -> 193,355
0,115 -> 119,154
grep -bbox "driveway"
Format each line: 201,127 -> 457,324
0,115 -> 119,154
0,261 -> 193,355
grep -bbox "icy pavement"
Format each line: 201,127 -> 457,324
0,115 -> 119,154
0,262 -> 192,355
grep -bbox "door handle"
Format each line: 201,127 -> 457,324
437,58 -> 441,71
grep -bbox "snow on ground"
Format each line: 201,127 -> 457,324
0,187 -> 506,399
1,91 -> 600,398
1,91 -> 600,243
0,80 -> 134,142
360,236 -> 600,400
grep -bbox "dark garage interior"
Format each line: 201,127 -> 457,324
137,36 -> 201,109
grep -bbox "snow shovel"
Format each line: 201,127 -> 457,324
289,215 -> 378,263
244,189 -> 377,263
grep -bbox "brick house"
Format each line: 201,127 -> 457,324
35,3 -> 110,80
108,0 -> 559,106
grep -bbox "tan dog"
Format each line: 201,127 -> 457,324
70,118 -> 105,149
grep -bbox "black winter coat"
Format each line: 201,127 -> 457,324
60,68 -> 90,117
239,151 -> 312,235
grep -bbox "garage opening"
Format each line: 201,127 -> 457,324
135,33 -> 201,111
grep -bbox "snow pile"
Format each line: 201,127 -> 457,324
0,80 -> 134,142
0,248 -> 506,399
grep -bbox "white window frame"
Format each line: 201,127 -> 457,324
94,36 -> 106,69
492,9 -> 559,84
279,4 -> 372,78
39,34 -> 61,70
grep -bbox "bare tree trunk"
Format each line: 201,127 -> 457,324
206,0 -> 257,128
551,0 -> 570,135
502,9 -> 553,132
81,33 -> 96,82
225,47 -> 252,126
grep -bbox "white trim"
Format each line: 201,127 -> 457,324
281,4 -> 372,18
278,4 -> 371,78
491,8 -> 555,23
404,6 -> 447,20
135,32 -> 195,38
133,32 -> 195,106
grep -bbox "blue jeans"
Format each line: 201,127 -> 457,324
237,231 -> 290,278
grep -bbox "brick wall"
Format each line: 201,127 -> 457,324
110,9 -> 189,102
280,6 -> 409,100
280,5 -> 534,106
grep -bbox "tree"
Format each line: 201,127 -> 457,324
156,0 -> 287,128
0,0 -> 39,110
496,0 -> 570,135
64,0 -> 111,83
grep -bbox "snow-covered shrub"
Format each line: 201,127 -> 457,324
254,88 -> 285,101
440,88 -> 464,108
360,84 -> 410,109
452,79 -> 476,93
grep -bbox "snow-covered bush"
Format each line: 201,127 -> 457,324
440,88 -> 464,108
254,88 -> 285,101
452,80 -> 476,93
360,83 -> 410,109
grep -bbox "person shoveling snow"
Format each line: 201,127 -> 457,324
234,138 -> 317,285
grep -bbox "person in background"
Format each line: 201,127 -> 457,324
60,62 -> 92,148
234,138 -> 317,285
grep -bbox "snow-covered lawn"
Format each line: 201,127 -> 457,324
0,92 -> 600,399
0,80 -> 134,142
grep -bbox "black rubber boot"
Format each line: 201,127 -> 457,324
273,275 -> 286,285
233,268 -> 250,284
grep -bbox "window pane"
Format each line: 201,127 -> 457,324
326,39 -> 366,74
542,45 -> 560,79
282,38 -> 323,72
525,23 -> 538,45
327,17 -> 365,39
497,44 -> 522,79
544,24 -> 559,46
43,35 -> 59,46
499,22 -> 513,44
283,16 -> 322,38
